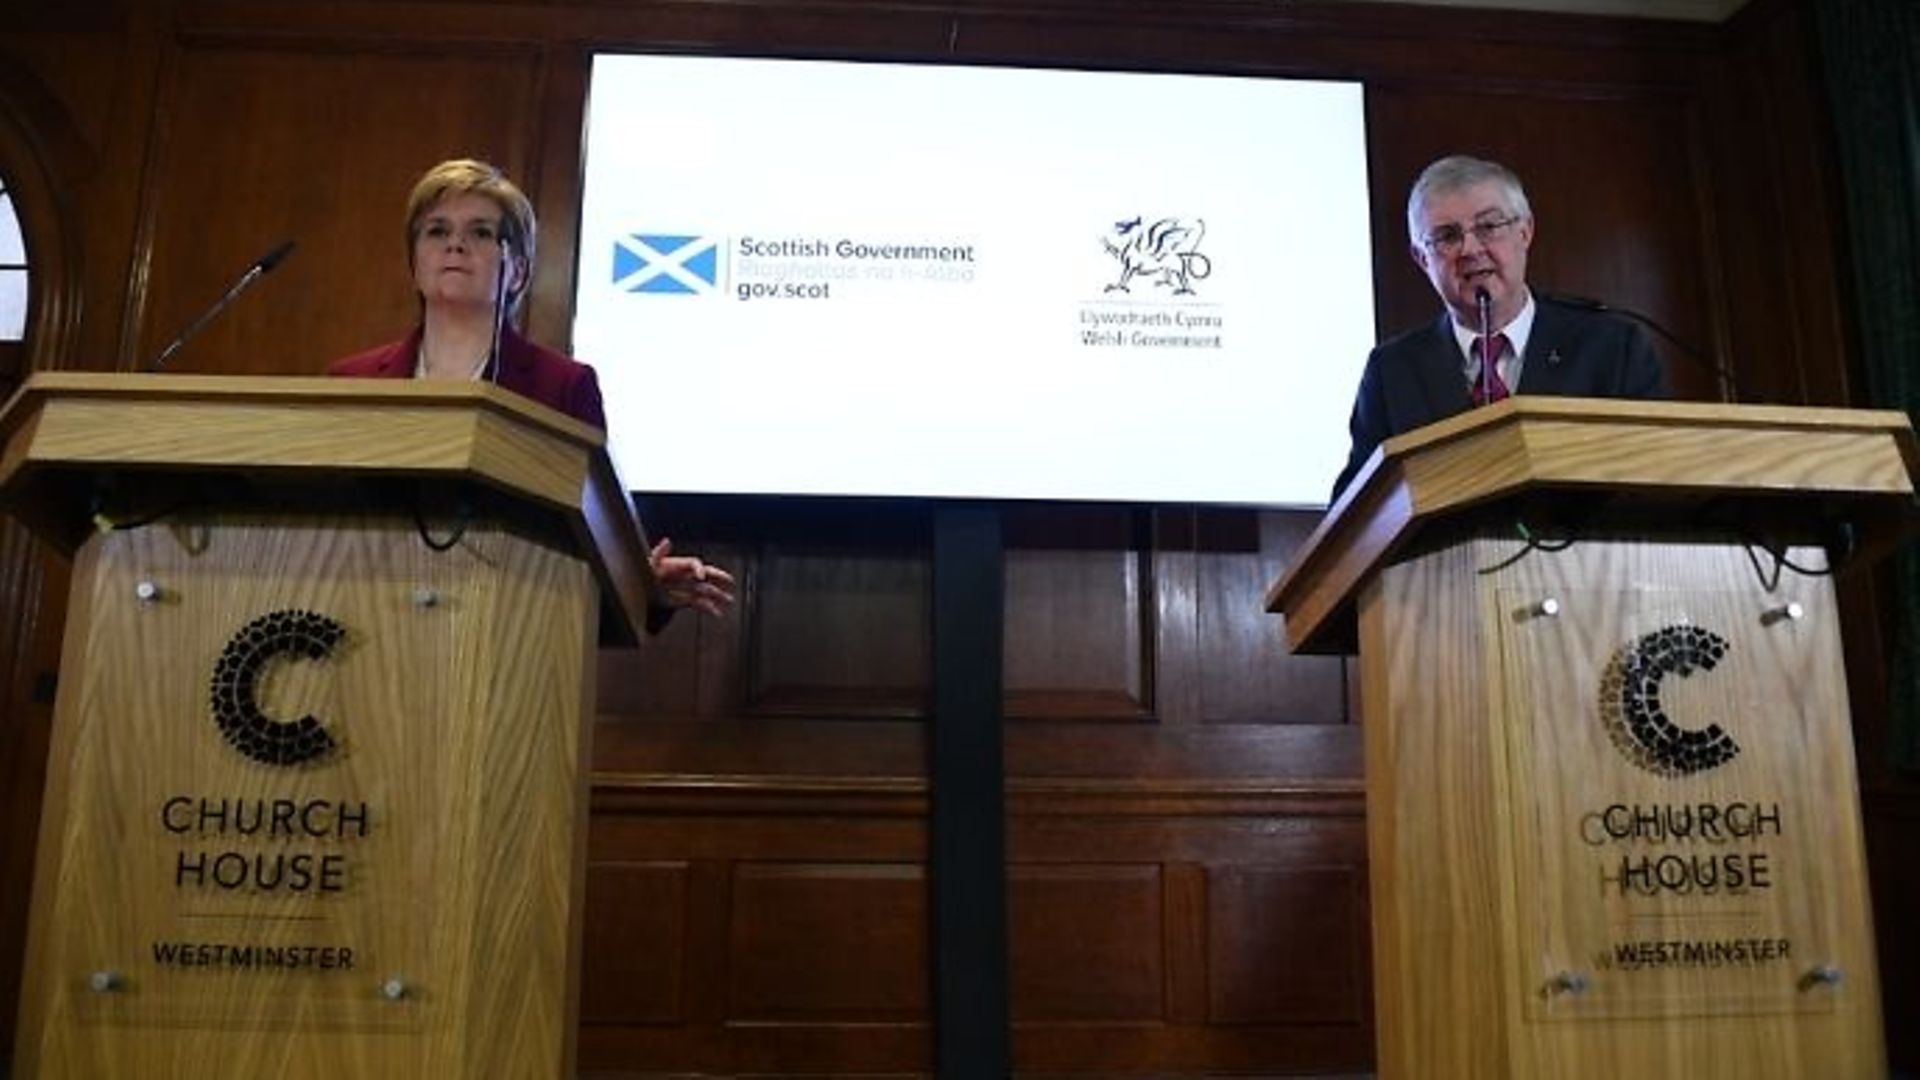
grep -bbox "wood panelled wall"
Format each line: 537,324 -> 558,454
2,0 -> 1911,1075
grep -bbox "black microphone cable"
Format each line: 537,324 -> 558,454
1535,288 -> 1740,400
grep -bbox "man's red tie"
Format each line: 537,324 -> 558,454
1472,332 -> 1511,405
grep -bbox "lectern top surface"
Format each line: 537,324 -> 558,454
0,372 -> 653,645
1266,397 -> 1920,654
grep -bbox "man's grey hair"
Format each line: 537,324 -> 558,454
1406,155 -> 1533,241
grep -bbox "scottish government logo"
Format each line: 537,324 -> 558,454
612,233 -> 720,294
210,610 -> 345,767
1598,624 -> 1740,777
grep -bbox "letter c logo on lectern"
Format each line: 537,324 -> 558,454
210,610 -> 345,767
1598,624 -> 1740,778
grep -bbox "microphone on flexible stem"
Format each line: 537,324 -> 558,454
148,240 -> 296,370
487,236 -> 510,387
1474,285 -> 1494,405
1535,288 -> 1740,400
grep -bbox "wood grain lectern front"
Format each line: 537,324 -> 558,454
0,373 -> 654,1078
1267,398 -> 1917,1080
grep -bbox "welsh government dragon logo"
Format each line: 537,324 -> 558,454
1101,216 -> 1212,296
1598,624 -> 1740,778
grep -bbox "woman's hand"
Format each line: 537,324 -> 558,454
648,538 -> 736,616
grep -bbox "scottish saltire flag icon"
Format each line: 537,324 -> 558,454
612,234 -> 720,294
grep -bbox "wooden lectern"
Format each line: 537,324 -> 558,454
1267,399 -> 1917,1080
0,373 -> 652,1078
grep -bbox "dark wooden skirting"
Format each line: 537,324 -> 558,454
580,769 -> 1372,1075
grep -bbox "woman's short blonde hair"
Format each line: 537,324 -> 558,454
404,158 -> 536,310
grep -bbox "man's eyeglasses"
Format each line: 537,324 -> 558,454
416,220 -> 504,249
1421,216 -> 1521,256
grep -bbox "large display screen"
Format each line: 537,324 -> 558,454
574,54 -> 1375,505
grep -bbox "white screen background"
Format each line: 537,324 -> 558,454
575,55 -> 1375,506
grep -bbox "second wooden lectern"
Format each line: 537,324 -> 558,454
1,374 -> 653,1078
1267,399 -> 1915,1079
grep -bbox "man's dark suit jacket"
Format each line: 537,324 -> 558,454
1330,298 -> 1666,499
328,324 -> 607,430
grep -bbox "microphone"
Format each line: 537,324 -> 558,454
1535,289 -> 1741,400
1474,286 -> 1494,405
487,236 -> 511,386
149,240 -> 296,370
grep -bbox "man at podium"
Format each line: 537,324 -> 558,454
1330,154 -> 1666,499
330,158 -> 735,620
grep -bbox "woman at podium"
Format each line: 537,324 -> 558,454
329,157 -> 734,620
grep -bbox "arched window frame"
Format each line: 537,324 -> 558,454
0,175 -> 24,397
0,79 -> 79,396
0,176 -> 30,346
